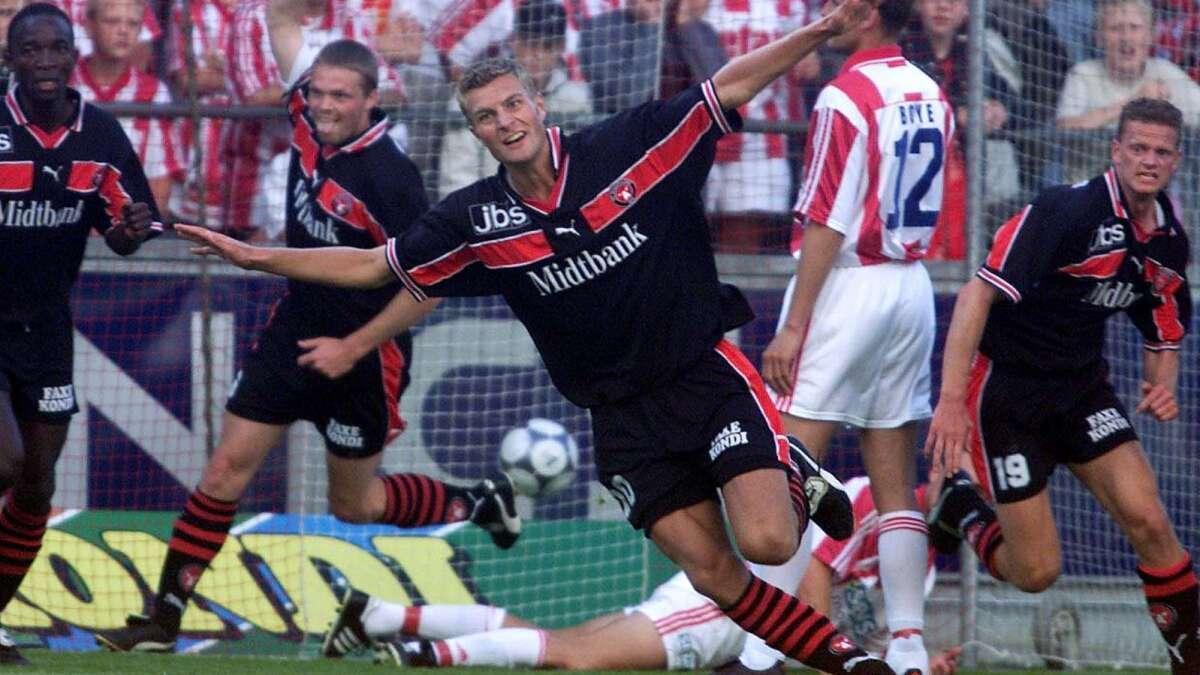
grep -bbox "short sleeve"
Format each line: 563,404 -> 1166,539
384,204 -> 497,300
1127,254 -> 1192,350
794,93 -> 866,234
976,195 -> 1068,303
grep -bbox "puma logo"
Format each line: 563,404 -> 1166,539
1166,633 -> 1188,664
555,220 -> 580,237
41,165 -> 61,182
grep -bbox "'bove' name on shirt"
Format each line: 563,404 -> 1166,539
0,199 -> 85,228
526,222 -> 648,296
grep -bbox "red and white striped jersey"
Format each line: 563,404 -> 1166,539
229,0 -> 282,100
792,45 -> 953,267
811,476 -> 934,586
53,0 -> 162,58
168,0 -> 233,105
426,0 -> 515,69
705,0 -> 807,163
71,59 -> 183,182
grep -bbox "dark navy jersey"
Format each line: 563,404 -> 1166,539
977,168 -> 1192,372
0,85 -> 162,324
280,83 -> 428,336
383,80 -> 752,407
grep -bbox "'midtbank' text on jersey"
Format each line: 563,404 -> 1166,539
977,168 -> 1192,372
0,85 -> 162,324
792,45 -> 953,267
282,82 -> 428,336
384,81 -> 751,406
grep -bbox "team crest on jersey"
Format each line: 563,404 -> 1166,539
1150,603 -> 1178,630
331,191 -> 353,217
609,178 -> 636,206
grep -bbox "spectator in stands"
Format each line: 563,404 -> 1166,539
1056,0 -> 1200,181
658,0 -> 725,100
901,0 -> 1020,257
578,0 -> 662,113
1153,0 -> 1200,84
438,0 -> 591,197
53,0 -> 158,71
74,0 -> 182,212
703,0 -> 809,253
167,0 -> 235,229
1045,0 -> 1094,64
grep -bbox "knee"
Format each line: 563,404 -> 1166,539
329,495 -> 374,524
736,525 -> 798,566
201,450 -> 257,494
685,555 -> 751,605
1120,503 -> 1175,553
1010,556 -> 1061,593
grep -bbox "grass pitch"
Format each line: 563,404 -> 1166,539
11,652 -> 1168,675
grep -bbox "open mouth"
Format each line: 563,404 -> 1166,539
502,131 -> 526,146
34,78 -> 60,93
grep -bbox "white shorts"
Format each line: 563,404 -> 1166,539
771,261 -> 934,427
704,157 -> 792,213
628,573 -> 746,671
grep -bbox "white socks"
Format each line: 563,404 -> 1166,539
434,628 -> 546,667
362,601 -> 508,639
737,527 -> 814,669
878,510 -> 929,674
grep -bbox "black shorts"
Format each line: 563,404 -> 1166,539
226,309 -> 412,458
967,354 -> 1138,504
0,315 -> 77,424
591,339 -> 789,532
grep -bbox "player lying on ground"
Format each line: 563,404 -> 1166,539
925,97 -> 1196,674
94,40 -> 522,654
0,2 -> 161,665
172,0 -> 897,669
319,473 -> 967,674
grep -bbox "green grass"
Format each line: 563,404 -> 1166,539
7,653 -> 1169,675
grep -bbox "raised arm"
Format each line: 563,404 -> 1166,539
174,223 -> 395,288
925,277 -> 1000,470
710,0 -> 871,110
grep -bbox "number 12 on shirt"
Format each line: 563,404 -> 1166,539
884,127 -> 944,231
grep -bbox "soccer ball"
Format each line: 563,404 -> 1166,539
499,418 -> 579,498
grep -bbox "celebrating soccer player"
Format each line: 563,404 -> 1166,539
171,0 -> 897,670
0,3 -> 161,665
94,40 -> 523,654
925,97 -> 1195,674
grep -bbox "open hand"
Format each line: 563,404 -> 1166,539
823,0 -> 876,36
1136,381 -> 1178,421
925,397 -> 972,473
173,223 -> 260,269
761,325 -> 805,397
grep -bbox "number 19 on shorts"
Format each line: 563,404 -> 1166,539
992,454 -> 1031,491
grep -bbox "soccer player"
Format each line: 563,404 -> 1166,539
924,97 -> 1195,674
93,39 -> 523,654
0,2 -> 161,664
322,475 -> 966,674
757,0 -> 953,671
171,0 -> 897,670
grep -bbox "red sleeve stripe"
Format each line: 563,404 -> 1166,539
985,204 -> 1031,271
96,164 -> 134,230
1144,257 -> 1186,343
0,161 -> 33,192
66,161 -> 106,193
468,229 -> 555,269
579,101 -> 712,234
795,107 -> 832,213
701,79 -> 734,135
976,267 -> 1020,303
1103,168 -> 1128,219
1144,341 -> 1182,351
403,242 -> 481,290
1057,249 -> 1126,278
385,239 -> 429,302
316,178 -> 388,244
291,114 -> 319,179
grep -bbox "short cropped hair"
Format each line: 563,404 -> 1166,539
1117,97 -> 1184,145
878,0 -> 912,37
455,57 -> 539,119
8,2 -> 72,50
313,39 -> 379,95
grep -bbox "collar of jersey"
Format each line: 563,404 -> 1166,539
839,44 -> 905,75
75,57 -> 134,102
4,84 -> 85,138
497,126 -> 568,215
1103,166 -> 1176,240
320,108 -> 390,160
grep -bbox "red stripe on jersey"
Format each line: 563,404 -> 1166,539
701,80 -> 734,135
96,164 -> 134,229
713,339 -> 789,463
316,178 -> 389,244
378,339 -> 406,442
1143,257 -> 1186,343
580,101 -> 712,233
985,204 -> 1032,272
796,106 -> 852,226
66,161 -> 106,193
405,243 -> 479,288
292,108 -> 320,180
23,123 -> 70,150
0,161 -> 33,192
432,0 -> 505,56
1103,168 -> 1128,219
521,131 -> 568,214
833,71 -> 886,265
965,355 -> 996,502
1058,249 -> 1126,278
976,267 -> 1020,303
333,118 -> 390,157
469,229 -> 555,268
656,607 -> 726,634
386,240 -> 430,302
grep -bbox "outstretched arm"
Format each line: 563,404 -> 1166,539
175,223 -> 394,288
298,293 -> 444,379
710,0 -> 871,110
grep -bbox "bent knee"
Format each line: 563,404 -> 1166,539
737,527 -> 798,566
329,499 -> 375,524
1011,560 -> 1061,593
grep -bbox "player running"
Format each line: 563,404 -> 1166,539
171,0 -> 895,670
94,40 -> 522,654
319,474 -> 968,674
925,97 -> 1196,674
0,2 -> 161,665
754,0 -> 953,671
